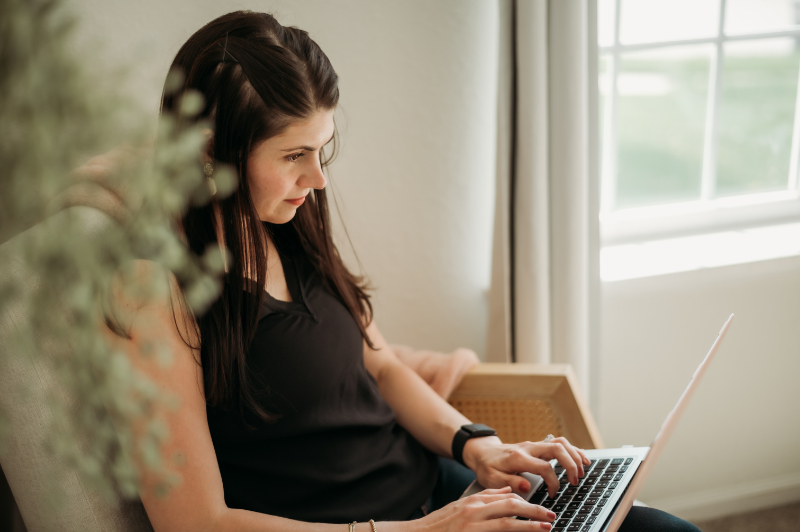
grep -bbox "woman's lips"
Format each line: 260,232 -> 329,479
285,195 -> 306,207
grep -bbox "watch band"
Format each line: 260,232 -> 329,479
451,423 -> 497,467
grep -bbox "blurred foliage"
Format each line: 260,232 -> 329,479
0,0 -> 235,506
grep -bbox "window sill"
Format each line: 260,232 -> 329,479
600,221 -> 800,282
600,190 -> 800,246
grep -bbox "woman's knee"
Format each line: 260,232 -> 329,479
618,507 -> 701,532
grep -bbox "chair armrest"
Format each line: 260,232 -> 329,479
448,363 -> 604,450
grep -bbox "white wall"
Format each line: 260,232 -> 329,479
65,0 -> 499,356
598,255 -> 800,520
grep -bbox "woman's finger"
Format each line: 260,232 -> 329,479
473,517 -> 554,532
477,486 -> 514,495
524,442 -> 579,486
499,452 -> 561,498
470,491 -> 525,506
477,498 -> 557,522
576,447 -> 590,466
551,437 -> 585,478
486,469 -> 537,495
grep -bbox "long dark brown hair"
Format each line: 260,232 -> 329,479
162,11 -> 372,423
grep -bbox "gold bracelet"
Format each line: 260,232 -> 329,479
349,522 -> 357,532
369,520 -> 378,532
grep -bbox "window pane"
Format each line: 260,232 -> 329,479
619,0 -> 720,45
598,0 -> 616,47
616,46 -> 712,208
716,38 -> 800,197
725,0 -> 798,35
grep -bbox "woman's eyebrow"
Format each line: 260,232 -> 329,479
280,133 -> 335,152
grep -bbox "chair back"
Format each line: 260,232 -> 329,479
0,206 -> 153,532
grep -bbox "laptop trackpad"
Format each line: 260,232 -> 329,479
459,472 -> 545,500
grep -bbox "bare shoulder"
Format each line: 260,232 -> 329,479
106,259 -> 199,346
103,259 -> 200,381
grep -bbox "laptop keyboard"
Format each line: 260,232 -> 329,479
520,457 -> 633,532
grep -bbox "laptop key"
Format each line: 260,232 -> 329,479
557,519 -> 571,527
573,494 -> 586,502
583,478 -> 597,485
611,458 -> 624,465
597,499 -> 607,507
615,474 -> 624,481
572,515 -> 587,523
592,507 -> 602,515
588,470 -> 602,477
609,482 -> 618,489
529,493 -> 546,505
554,503 -> 567,513
578,486 -> 591,494
606,464 -> 619,472
562,511 -> 576,518
585,498 -> 598,505
581,527 -> 592,532
567,526 -> 581,532
587,517 -> 596,524
578,506 -> 592,514
620,465 -> 628,473
542,499 -> 556,508
624,458 -> 633,465
567,502 -> 581,510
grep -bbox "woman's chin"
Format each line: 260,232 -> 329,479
261,206 -> 298,225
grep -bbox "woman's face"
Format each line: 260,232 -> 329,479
246,109 -> 335,224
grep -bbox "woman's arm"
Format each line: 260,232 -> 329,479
363,322 -> 589,499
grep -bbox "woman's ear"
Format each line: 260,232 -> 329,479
200,128 -> 214,165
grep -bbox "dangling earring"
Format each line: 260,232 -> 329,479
204,163 -> 218,196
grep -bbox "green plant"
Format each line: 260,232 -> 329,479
0,0 -> 234,505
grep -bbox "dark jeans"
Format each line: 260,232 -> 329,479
406,458 -> 700,532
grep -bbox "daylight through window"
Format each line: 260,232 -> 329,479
599,0 -> 800,244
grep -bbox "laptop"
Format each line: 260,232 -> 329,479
460,314 -> 734,532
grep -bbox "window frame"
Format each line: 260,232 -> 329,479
599,0 -> 800,246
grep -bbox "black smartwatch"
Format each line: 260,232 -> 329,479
452,423 -> 497,467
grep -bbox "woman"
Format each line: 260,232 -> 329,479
109,11 -> 700,532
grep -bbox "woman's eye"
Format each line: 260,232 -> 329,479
287,153 -> 305,162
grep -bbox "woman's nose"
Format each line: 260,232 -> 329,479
303,155 -> 327,190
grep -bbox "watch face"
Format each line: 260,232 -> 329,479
463,423 -> 496,436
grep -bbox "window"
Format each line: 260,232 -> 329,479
598,0 -> 800,247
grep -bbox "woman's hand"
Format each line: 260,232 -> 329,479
462,436 -> 590,499
414,487 -> 556,532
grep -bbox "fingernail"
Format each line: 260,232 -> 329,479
520,481 -> 530,492
546,511 -> 556,520
541,524 -> 552,531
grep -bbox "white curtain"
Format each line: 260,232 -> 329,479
486,0 -> 600,402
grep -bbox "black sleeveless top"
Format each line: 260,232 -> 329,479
206,225 -> 439,523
